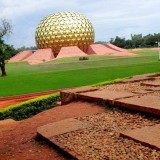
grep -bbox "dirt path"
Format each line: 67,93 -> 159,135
0,101 -> 105,160
0,89 -> 61,110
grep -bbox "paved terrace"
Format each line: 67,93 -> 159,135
37,73 -> 160,160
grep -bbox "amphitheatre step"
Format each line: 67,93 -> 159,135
131,89 -> 152,94
141,81 -> 160,87
114,95 -> 160,116
37,118 -> 92,159
120,124 -> 160,150
122,75 -> 154,83
61,86 -> 98,105
145,87 -> 160,91
77,90 -> 136,104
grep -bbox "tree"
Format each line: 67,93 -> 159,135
131,34 -> 143,48
0,43 -> 8,76
0,19 -> 12,77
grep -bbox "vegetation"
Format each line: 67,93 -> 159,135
0,92 -> 60,120
79,56 -> 89,61
0,19 -> 16,77
110,33 -> 160,49
0,49 -> 159,97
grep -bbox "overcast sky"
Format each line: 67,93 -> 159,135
1,0 -> 160,48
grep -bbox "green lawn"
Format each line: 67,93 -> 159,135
0,49 -> 159,97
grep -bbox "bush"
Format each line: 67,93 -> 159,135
0,92 -> 60,121
92,77 -> 128,86
79,56 -> 89,61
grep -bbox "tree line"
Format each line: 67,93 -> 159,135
109,33 -> 160,49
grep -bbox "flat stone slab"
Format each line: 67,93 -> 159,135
141,81 -> 160,87
37,118 -> 91,139
37,118 -> 92,159
63,86 -> 98,94
120,124 -> 160,150
131,90 -> 152,94
78,90 -> 136,104
122,76 -> 154,83
61,86 -> 99,105
145,87 -> 160,91
115,95 -> 160,115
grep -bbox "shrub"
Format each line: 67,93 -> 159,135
79,56 -> 89,61
92,77 -> 128,87
0,92 -> 60,121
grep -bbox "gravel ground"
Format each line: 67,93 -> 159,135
0,102 -> 105,160
55,108 -> 160,160
100,82 -> 146,92
100,79 -> 160,96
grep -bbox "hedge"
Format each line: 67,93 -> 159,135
92,77 -> 128,86
0,92 -> 60,121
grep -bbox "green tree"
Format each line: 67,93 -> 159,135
0,19 -> 13,77
131,34 -> 143,48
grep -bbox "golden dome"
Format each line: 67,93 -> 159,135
35,11 -> 94,57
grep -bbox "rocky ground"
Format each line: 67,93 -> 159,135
0,102 -> 105,160
55,107 -> 160,160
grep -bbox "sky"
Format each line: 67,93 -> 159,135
0,0 -> 160,48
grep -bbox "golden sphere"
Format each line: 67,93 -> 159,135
35,11 -> 95,57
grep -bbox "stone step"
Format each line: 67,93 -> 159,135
77,90 -> 136,104
120,124 -> 160,150
141,81 -> 160,87
115,95 -> 160,116
37,118 -> 92,159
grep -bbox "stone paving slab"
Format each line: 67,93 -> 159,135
115,95 -> 160,115
77,90 -> 136,104
63,86 -> 98,94
37,118 -> 92,139
145,87 -> 160,91
131,90 -> 152,94
122,76 -> 154,83
147,73 -> 160,77
141,81 -> 160,87
120,124 -> 160,150
61,86 -> 99,105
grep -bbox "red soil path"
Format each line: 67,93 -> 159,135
0,101 -> 105,160
0,90 -> 61,110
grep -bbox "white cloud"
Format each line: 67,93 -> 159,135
0,0 -> 160,47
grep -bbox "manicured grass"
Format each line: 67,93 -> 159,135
44,55 -> 115,64
130,48 -> 158,56
0,49 -> 159,97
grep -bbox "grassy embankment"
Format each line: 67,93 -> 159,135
0,48 -> 159,97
